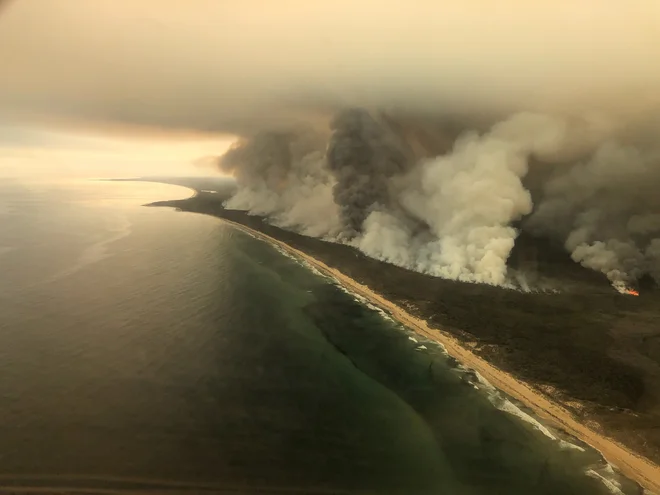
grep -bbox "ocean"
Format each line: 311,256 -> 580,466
0,176 -> 640,494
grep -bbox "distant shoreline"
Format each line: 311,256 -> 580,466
140,179 -> 660,493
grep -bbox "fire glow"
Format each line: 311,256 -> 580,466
612,281 -> 640,296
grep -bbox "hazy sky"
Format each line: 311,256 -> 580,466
0,124 -> 233,180
1,0 -> 659,160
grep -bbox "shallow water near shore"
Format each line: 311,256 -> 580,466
0,177 -> 641,494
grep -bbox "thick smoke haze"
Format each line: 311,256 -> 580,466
326,109 -> 411,238
528,142 -> 660,288
221,110 -> 660,289
2,0 -> 660,288
218,129 -> 342,238
2,1 -> 660,132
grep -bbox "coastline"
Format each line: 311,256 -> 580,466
222,217 -> 660,494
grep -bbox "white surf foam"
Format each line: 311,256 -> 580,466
252,225 -> 620,480
586,468 -> 626,494
470,371 -> 586,451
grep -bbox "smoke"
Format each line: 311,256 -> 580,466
325,108 -> 411,238
218,128 -> 342,238
356,113 -> 568,285
528,141 -> 660,286
219,107 -> 660,290
3,1 -> 660,136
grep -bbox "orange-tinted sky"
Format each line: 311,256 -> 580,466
1,0 -> 659,156
0,124 -> 234,179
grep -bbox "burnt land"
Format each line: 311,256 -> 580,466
141,177 -> 660,467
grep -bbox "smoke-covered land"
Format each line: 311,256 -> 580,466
216,108 -> 660,293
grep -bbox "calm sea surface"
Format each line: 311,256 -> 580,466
0,177 -> 639,494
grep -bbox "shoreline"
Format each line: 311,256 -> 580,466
222,217 -> 660,494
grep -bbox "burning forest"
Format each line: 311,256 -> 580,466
217,109 -> 660,294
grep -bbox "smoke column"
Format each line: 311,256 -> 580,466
219,109 -> 660,290
355,113 -> 568,285
325,108 -> 411,238
528,141 -> 660,289
219,129 -> 342,238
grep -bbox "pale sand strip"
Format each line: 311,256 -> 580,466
226,219 -> 660,493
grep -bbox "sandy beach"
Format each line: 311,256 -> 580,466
224,218 -> 660,494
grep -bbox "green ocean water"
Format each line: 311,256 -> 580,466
0,178 -> 638,494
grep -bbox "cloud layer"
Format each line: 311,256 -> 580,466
2,1 -> 660,133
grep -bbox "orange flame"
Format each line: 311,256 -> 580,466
613,281 -> 640,296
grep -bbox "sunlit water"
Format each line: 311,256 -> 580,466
0,177 -> 640,494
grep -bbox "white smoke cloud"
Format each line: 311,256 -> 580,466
355,210 -> 419,269
529,141 -> 660,286
221,131 -> 342,239
355,114 -> 569,285
225,176 -> 341,239
268,157 -> 343,239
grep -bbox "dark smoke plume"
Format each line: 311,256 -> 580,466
325,108 -> 411,237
